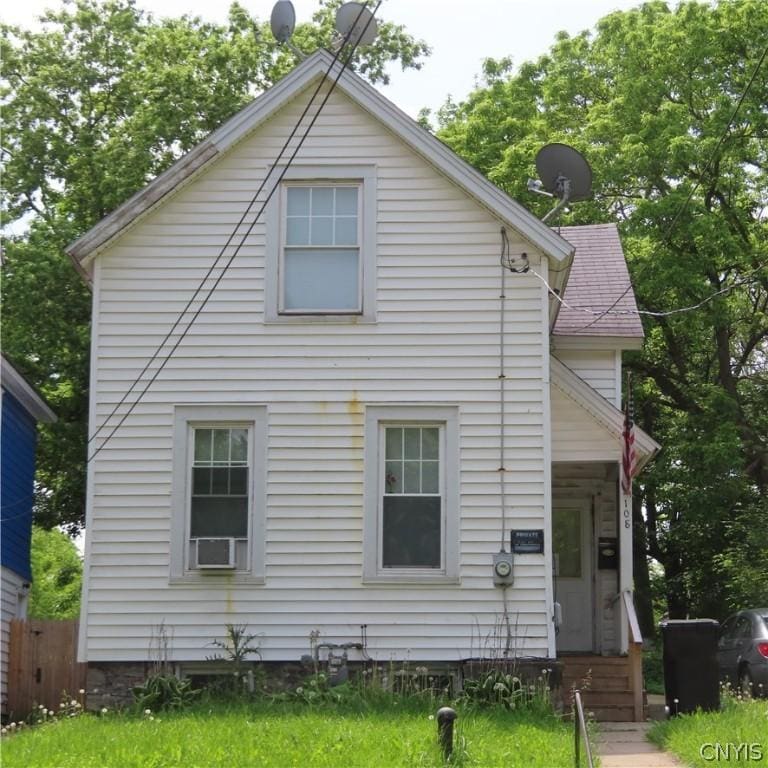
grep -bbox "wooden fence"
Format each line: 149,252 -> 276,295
7,619 -> 87,718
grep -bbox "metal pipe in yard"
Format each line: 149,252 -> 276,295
573,690 -> 594,768
436,706 -> 457,760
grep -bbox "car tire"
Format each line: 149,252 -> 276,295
739,668 -> 754,698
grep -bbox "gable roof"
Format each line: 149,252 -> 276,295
552,224 -> 644,340
1,356 -> 57,423
551,356 -> 659,469
66,49 -> 574,280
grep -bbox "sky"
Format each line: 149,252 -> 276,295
2,0 -> 648,118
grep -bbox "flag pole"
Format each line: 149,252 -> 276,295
619,371 -> 635,652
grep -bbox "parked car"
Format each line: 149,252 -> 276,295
717,609 -> 768,697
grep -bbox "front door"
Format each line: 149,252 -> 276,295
553,501 -> 593,651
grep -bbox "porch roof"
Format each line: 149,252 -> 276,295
551,356 -> 660,470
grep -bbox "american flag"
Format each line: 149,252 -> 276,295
621,374 -> 637,496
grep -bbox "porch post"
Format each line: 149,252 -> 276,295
618,487 -> 632,653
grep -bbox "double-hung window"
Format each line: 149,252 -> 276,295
364,406 -> 459,583
189,427 -> 249,569
265,165 -> 376,322
171,405 -> 266,583
382,426 -> 442,568
282,184 -> 361,313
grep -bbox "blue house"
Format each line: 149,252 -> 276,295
1,355 -> 56,715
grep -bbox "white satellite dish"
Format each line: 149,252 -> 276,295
335,2 -> 378,48
270,1 -> 296,43
528,143 -> 592,223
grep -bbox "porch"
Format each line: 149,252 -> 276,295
552,463 -> 645,721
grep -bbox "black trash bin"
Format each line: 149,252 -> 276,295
661,619 -> 720,715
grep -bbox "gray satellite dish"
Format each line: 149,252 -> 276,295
270,1 -> 296,43
535,143 -> 592,202
335,2 -> 378,48
529,143 -> 592,223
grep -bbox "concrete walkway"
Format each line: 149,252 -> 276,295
595,722 -> 683,768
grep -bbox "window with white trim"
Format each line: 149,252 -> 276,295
264,165 -> 376,323
364,406 -> 459,583
171,405 -> 266,583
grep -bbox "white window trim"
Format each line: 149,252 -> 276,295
363,405 -> 460,584
170,405 -> 267,585
265,164 -> 377,323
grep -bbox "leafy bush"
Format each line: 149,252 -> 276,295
460,668 -> 552,713
131,674 -> 200,712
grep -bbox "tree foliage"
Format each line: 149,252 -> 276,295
435,0 -> 768,619
28,526 -> 82,619
1,0 -> 429,532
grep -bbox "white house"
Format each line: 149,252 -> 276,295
68,50 -> 658,719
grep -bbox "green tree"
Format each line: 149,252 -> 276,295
28,526 -> 83,619
1,0 -> 429,532
435,0 -> 768,620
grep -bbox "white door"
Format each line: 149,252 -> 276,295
553,501 -> 593,652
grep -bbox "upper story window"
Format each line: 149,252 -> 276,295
265,165 -> 376,323
282,184 -> 361,313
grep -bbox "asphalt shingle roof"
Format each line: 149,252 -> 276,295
552,223 -> 644,338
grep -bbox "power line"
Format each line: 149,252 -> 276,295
88,7 -> 374,449
529,258 -> 767,324
570,41 -> 768,333
87,3 -> 382,463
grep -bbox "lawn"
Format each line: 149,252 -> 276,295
649,697 -> 768,767
2,701 -> 578,768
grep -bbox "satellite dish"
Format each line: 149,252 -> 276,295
270,1 -> 296,44
534,143 -> 592,202
335,2 -> 378,48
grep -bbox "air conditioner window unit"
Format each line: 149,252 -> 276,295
196,538 -> 236,569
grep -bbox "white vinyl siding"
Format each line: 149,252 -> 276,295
82,84 -> 552,662
553,350 -> 620,406
551,384 -> 620,462
1,567 -> 28,714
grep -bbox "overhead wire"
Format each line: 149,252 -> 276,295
567,41 -> 768,333
87,2 -> 382,463
528,259 -> 767,324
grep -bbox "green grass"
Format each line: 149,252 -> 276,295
2,701 -> 578,768
648,697 -> 768,767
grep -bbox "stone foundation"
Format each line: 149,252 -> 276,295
86,663 -> 150,711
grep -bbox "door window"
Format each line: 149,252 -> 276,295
553,508 -> 581,577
